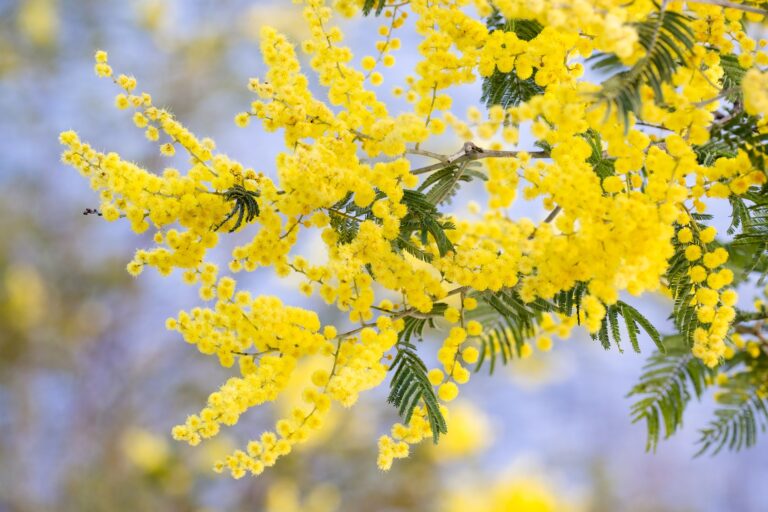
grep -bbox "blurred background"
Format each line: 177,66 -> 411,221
1,1 -> 768,510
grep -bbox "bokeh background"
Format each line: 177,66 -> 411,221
1,1 -> 768,510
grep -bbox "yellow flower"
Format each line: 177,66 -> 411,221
466,320 -> 482,336
428,368 -> 445,386
535,336 -> 553,352
438,382 -> 459,402
160,143 -> 175,156
60,0 -> 758,478
684,245 -> 702,261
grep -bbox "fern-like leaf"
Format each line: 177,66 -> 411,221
591,301 -> 664,353
708,110 -> 768,168
211,185 -> 261,233
697,386 -> 768,455
481,14 -> 544,108
418,162 -> 486,206
398,303 -> 448,344
582,129 -> 616,179
591,8 -> 695,126
481,70 -> 544,109
666,219 -> 717,346
628,336 -> 713,451
388,342 -> 448,442
471,288 -> 552,373
361,0 -> 386,16
718,53 -> 747,102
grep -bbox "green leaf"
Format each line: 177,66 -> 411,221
394,235 -> 434,263
481,13 -> 545,108
590,301 -> 663,353
705,110 -> 768,169
211,184 -> 261,232
590,8 -> 695,126
387,342 -> 448,442
418,163 -> 486,206
697,387 -> 768,455
628,336 -> 713,452
481,69 -> 544,109
728,195 -> 751,236
725,189 -> 768,282
361,0 -> 387,16
553,282 -> 587,319
470,288 -> 552,373
666,221 -> 712,346
328,188 -> 457,259
485,11 -> 543,40
621,301 -> 663,352
719,53 -> 747,102
582,129 -> 616,179
399,189 -> 456,257
398,303 -> 448,344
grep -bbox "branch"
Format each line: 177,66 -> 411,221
279,215 -> 304,240
407,148 -> 449,162
526,206 -> 562,240
542,205 -> 562,224
686,0 -> 768,15
734,310 -> 768,324
409,142 -> 548,175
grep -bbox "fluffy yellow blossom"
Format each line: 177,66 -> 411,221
438,382 -> 459,402
61,0 -> 763,478
743,69 -> 768,116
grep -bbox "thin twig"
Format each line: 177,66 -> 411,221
410,142 -> 548,175
528,206 -> 562,240
279,215 -> 304,240
687,0 -> 768,15
543,205 -> 562,224
407,148 -> 449,162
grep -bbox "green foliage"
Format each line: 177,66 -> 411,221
728,195 -> 752,236
470,283 -> 588,374
590,8 -> 695,126
666,218 -> 712,346
694,137 -> 739,167
719,53 -> 747,102
397,189 -> 456,258
732,189 -> 768,245
695,52 -> 768,166
328,187 -> 461,261
551,282 -> 588,318
707,110 -> 768,168
387,303 -> 452,439
481,69 -> 544,109
328,192 -> 376,244
471,288 -> 551,374
694,54 -> 750,165
628,336 -> 713,451
485,12 -> 543,41
697,362 -> 768,455
592,301 -> 663,353
726,241 -> 768,282
729,188 -> 768,281
212,185 -> 260,232
387,341 -> 448,442
582,129 -> 616,179
470,280 -> 663,372
417,162 -> 486,206
361,0 -> 387,16
398,303 -> 448,344
481,14 -> 544,109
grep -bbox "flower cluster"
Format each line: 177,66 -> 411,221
61,0 -> 768,477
